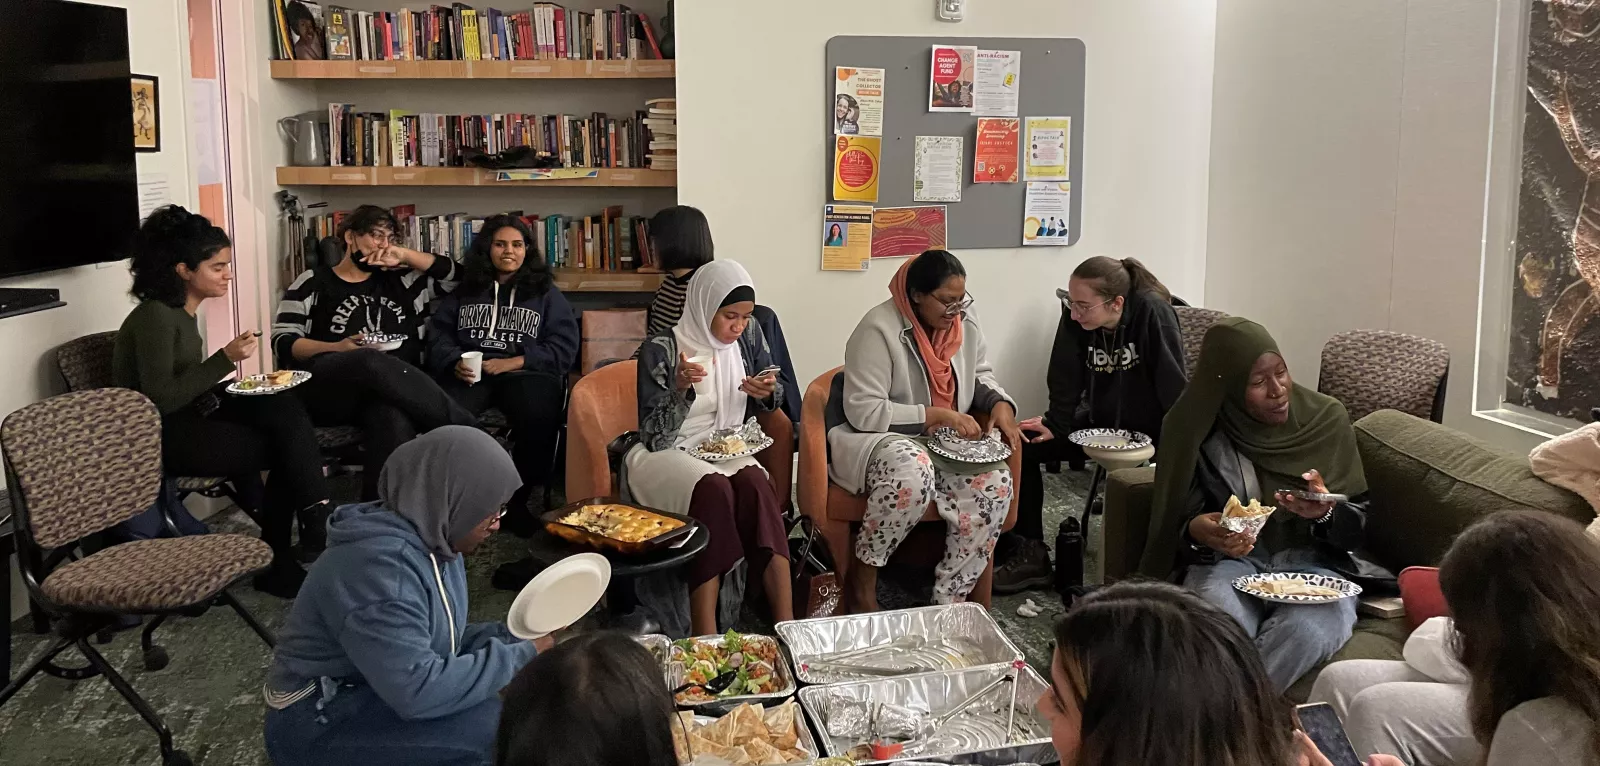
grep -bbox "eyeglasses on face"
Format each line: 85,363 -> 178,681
1063,296 -> 1112,314
933,291 -> 975,317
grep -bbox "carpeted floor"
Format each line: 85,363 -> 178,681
0,468 -> 1097,765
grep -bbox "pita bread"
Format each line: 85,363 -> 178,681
702,713 -> 737,747
741,739 -> 785,765
760,703 -> 799,749
728,703 -> 770,745
780,747 -> 810,763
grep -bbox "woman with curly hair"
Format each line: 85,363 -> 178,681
427,215 -> 577,532
113,205 -> 329,597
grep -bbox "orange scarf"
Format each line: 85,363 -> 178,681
890,258 -> 963,409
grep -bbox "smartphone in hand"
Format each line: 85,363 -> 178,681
756,365 -> 781,381
1297,703 -> 1361,766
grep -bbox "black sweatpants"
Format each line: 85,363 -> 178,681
296,349 -> 478,499
440,370 -> 564,508
161,390 -> 328,557
1011,411 -> 1093,543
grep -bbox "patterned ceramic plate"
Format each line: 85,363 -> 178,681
226,370 -> 311,396
359,333 -> 407,352
927,427 -> 1013,463
1233,573 -> 1362,604
687,418 -> 774,462
1067,428 -> 1153,451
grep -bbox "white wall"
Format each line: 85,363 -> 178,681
675,0 -> 1218,414
1204,0 -> 1539,451
5,0 -> 195,620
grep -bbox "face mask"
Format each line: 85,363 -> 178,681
347,236 -> 388,273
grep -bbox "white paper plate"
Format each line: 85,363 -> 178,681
360,333 -> 406,353
1066,428 -> 1152,451
1232,572 -> 1362,604
226,370 -> 311,396
507,552 -> 611,639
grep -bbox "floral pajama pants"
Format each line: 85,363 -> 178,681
854,438 -> 1012,603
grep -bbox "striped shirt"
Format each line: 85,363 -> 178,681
272,256 -> 457,368
645,269 -> 696,337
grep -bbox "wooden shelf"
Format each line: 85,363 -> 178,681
270,59 -> 674,79
552,268 -> 663,293
276,166 -> 675,188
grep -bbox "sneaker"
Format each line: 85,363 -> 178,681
993,539 -> 1053,594
253,560 -> 308,599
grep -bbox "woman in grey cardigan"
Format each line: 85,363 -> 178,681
626,260 -> 793,635
827,250 -> 1023,612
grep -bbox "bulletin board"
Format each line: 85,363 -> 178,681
824,35 -> 1086,249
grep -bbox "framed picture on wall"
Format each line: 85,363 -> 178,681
130,74 -> 159,152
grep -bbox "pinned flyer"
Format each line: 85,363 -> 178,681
1023,182 -> 1071,246
834,67 -> 885,137
973,50 -> 1021,117
873,206 -> 948,259
833,136 -> 882,203
914,136 -> 963,203
822,205 -> 874,271
928,45 -> 976,112
1024,116 -> 1071,181
973,118 -> 1019,184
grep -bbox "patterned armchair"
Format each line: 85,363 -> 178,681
1173,306 -> 1230,378
0,389 -> 275,765
1318,329 -> 1450,423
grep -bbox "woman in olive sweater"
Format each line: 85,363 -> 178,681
113,206 -> 329,597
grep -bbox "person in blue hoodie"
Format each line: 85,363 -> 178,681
262,426 -> 549,766
428,215 -> 579,533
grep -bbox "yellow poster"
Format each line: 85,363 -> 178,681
833,136 -> 881,203
822,205 -> 874,271
1024,116 -> 1071,182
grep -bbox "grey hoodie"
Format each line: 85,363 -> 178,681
265,428 -> 532,721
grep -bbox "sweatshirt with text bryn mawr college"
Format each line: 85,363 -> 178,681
425,280 -> 579,378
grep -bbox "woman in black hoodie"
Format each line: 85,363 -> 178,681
994,256 -> 1187,592
428,215 -> 579,532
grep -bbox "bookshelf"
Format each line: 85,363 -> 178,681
276,167 -> 676,187
552,268 -> 663,293
270,59 -> 674,79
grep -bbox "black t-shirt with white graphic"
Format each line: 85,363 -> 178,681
271,256 -> 456,369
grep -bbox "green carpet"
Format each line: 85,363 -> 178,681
0,469 -> 1094,765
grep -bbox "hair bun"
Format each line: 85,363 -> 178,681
142,204 -> 197,233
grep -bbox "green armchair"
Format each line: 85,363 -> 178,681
1100,409 -> 1595,698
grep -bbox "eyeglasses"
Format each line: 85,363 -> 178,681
1062,296 -> 1112,314
934,292 -> 975,317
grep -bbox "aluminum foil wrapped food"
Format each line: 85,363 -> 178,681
797,665 -> 1058,766
820,700 -> 929,741
776,603 -> 1024,684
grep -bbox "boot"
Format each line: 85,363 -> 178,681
992,538 -> 1053,594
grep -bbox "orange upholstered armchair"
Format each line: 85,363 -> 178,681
798,367 -> 1019,608
565,360 -> 794,505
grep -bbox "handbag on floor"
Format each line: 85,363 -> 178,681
789,515 -> 841,619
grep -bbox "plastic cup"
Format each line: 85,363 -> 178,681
461,351 -> 483,384
686,354 -> 711,394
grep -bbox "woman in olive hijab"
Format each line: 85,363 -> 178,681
1140,318 -> 1378,692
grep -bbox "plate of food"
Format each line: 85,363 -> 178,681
669,631 -> 795,708
358,333 -> 407,352
1233,572 -> 1362,604
1066,428 -> 1153,452
688,418 -> 774,462
925,427 -> 1012,463
1218,495 -> 1276,538
226,369 -> 310,396
672,702 -> 817,765
542,498 -> 697,555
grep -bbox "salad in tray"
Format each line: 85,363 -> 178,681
672,631 -> 783,702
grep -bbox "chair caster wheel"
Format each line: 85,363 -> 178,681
94,628 -> 115,645
143,646 -> 170,672
163,749 -> 192,766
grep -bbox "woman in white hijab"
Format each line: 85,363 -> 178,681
627,259 -> 794,634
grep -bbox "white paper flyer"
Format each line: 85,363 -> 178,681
834,66 -> 885,137
1023,182 -> 1071,246
973,50 -> 1021,117
914,136 -> 964,203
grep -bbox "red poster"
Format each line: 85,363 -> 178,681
872,206 -> 948,259
973,118 -> 1020,184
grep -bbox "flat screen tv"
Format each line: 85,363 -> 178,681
0,0 -> 138,279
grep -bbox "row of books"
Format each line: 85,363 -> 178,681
327,105 -> 652,169
305,205 -> 663,272
270,1 -> 666,62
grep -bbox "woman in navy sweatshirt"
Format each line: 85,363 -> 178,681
428,215 -> 578,531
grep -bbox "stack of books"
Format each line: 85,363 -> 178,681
644,98 -> 676,171
325,105 -> 650,169
270,2 -> 667,61
305,204 -> 661,272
